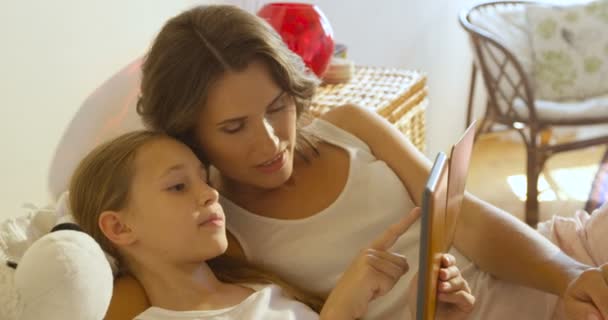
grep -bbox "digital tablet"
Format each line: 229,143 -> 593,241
415,121 -> 476,320
416,152 -> 448,320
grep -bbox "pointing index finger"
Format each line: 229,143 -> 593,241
370,207 -> 421,251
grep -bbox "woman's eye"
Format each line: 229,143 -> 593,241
168,183 -> 186,192
222,122 -> 244,134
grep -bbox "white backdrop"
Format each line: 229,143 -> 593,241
1,0 -> 512,219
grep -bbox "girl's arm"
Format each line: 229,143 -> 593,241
320,105 -> 608,319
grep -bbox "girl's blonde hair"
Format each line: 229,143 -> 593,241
136,4 -> 320,161
69,131 -> 323,312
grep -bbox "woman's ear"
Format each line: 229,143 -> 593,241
99,211 -> 137,247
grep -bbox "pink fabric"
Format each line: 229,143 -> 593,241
537,203 -> 608,267
537,203 -> 608,320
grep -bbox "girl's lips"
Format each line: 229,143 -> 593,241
198,213 -> 224,227
200,217 -> 224,227
256,150 -> 286,174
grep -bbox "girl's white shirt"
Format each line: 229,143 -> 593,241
134,284 -> 318,320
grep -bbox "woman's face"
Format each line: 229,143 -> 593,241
123,137 -> 227,265
196,60 -> 298,191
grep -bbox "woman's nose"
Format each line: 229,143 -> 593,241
255,118 -> 280,151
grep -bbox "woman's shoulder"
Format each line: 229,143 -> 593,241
318,104 -> 373,134
307,105 -> 375,153
318,104 -> 390,146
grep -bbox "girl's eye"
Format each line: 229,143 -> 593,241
168,183 -> 186,192
222,122 -> 244,134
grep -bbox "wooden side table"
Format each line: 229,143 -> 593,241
310,66 -> 428,152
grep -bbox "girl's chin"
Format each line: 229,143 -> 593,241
201,246 -> 229,261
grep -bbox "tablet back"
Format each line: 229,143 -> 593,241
445,121 -> 476,251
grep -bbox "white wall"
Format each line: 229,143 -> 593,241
0,0 -> 217,218
0,0 -> 483,219
315,0 -> 483,153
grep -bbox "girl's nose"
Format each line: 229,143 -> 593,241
198,183 -> 219,207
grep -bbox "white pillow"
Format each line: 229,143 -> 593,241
0,264 -> 21,320
0,206 -> 56,263
0,197 -> 66,320
526,0 -> 608,100
0,192 -> 118,274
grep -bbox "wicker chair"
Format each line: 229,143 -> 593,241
459,1 -> 608,226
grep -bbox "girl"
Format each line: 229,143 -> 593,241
130,4 -> 607,319
69,130 -> 474,319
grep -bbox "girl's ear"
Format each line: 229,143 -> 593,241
99,211 -> 137,246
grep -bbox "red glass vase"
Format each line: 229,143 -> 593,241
257,3 -> 335,77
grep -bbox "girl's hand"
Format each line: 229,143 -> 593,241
320,207 -> 421,320
407,254 -> 475,320
435,253 -> 475,320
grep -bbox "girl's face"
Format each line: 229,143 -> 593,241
124,137 -> 227,265
196,60 -> 298,191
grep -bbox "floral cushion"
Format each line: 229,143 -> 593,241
526,0 -> 608,101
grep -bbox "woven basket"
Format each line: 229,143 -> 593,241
309,66 -> 428,151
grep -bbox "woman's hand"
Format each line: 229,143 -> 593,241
435,253 -> 475,320
320,207 -> 421,320
563,263 -> 608,320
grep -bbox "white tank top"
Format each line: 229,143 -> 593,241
223,119 -> 560,319
222,118 -> 419,319
134,284 -> 318,320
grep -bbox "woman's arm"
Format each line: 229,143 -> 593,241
320,105 -> 608,317
454,192 -> 586,294
105,275 -> 150,320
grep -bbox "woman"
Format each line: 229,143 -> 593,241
70,130 -> 473,319
120,4 -> 607,320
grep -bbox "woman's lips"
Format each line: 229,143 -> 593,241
256,150 -> 286,174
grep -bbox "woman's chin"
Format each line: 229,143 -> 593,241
257,167 -> 293,189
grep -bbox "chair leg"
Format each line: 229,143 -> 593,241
466,62 -> 477,130
525,148 -> 540,227
476,101 -> 495,135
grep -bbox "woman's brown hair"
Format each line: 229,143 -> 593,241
69,131 -> 323,312
136,4 -> 320,161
